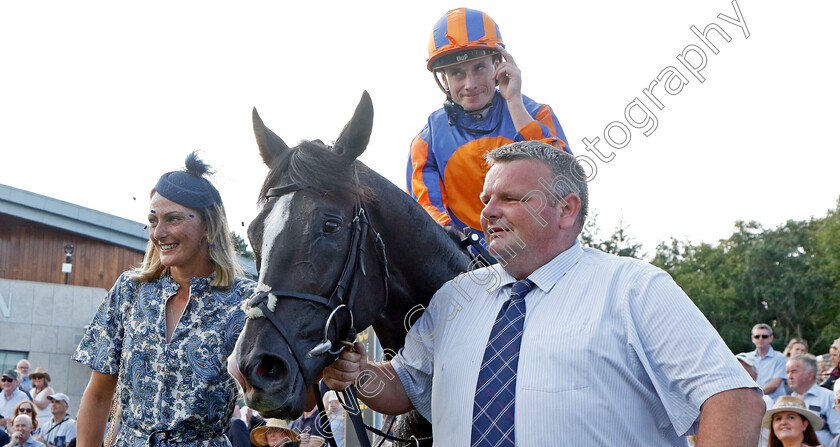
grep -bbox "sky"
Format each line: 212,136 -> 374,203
1,0 -> 838,258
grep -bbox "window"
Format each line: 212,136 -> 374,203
0,350 -> 28,374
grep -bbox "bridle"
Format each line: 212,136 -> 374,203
244,152 -> 428,447
245,163 -> 389,389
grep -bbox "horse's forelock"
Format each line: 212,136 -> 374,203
258,140 -> 370,205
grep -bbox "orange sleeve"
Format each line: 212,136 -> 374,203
517,106 -> 569,152
408,136 -> 452,225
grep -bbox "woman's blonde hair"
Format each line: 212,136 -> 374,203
132,199 -> 242,288
783,337 -> 809,358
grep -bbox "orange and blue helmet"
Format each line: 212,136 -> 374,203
427,8 -> 504,72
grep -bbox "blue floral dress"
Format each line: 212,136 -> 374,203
73,272 -> 256,447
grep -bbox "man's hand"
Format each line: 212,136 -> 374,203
9,432 -> 21,446
494,44 -> 523,105
493,44 -> 535,133
323,342 -> 368,391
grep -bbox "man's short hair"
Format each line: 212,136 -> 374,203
485,141 -> 589,230
752,323 -> 773,335
790,353 -> 818,377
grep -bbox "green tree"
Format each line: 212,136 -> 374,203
813,197 -> 840,346
653,203 -> 840,354
582,211 -> 644,259
230,231 -> 255,260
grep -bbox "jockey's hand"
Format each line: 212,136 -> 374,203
494,44 -> 523,105
323,341 -> 368,391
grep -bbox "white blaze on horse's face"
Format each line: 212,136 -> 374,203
258,192 -> 295,285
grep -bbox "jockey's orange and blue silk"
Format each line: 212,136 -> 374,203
407,92 -> 571,234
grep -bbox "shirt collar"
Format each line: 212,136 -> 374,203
499,240 -> 584,292
755,346 -> 778,359
801,382 -> 822,397
160,272 -> 215,297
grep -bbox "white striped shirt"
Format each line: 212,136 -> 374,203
392,241 -> 758,446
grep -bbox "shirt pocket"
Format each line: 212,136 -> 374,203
519,323 -> 594,393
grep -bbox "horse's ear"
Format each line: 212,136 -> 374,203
253,107 -> 291,166
333,91 -> 373,161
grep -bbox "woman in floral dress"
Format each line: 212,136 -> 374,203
74,153 -> 255,447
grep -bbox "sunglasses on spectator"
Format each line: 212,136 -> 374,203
753,334 -> 771,339
18,408 -> 32,413
0,378 -> 12,382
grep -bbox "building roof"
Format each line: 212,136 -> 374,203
0,183 -> 257,277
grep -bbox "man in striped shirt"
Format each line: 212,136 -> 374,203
326,142 -> 765,445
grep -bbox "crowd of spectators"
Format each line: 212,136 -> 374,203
226,389 -> 350,447
1,361 -> 76,447
741,324 -> 840,447
8,325 -> 840,447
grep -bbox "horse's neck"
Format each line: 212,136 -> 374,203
363,169 -> 470,351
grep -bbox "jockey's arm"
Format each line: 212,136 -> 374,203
323,342 -> 414,415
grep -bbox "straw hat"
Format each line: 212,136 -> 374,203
28,367 -> 51,382
250,419 -> 300,446
761,396 -> 824,430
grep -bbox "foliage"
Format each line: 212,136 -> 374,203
230,231 -> 255,260
653,198 -> 840,354
581,211 -> 645,259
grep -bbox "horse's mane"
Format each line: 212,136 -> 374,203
258,140 -> 373,205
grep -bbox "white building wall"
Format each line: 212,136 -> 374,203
0,278 -> 106,418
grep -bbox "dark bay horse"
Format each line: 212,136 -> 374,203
229,92 -> 471,439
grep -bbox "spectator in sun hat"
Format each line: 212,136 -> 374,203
407,7 -> 571,249
27,368 -> 54,428
33,394 -> 75,447
249,419 -> 299,447
1,370 -> 29,429
73,152 -> 256,447
763,395 -> 823,447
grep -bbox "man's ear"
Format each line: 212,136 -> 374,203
558,193 -> 582,230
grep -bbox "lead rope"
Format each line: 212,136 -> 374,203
314,383 -> 339,447
336,385 -> 428,447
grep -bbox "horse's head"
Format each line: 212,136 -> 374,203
229,92 -> 388,418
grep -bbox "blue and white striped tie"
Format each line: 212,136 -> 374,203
471,279 -> 534,447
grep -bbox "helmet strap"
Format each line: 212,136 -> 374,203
433,72 -> 451,98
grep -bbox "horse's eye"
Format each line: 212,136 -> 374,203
323,219 -> 342,234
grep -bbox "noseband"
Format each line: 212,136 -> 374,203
245,171 -> 389,388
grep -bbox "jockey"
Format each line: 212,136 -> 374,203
406,7 -> 572,244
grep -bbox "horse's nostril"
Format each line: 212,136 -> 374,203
255,355 -> 287,382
